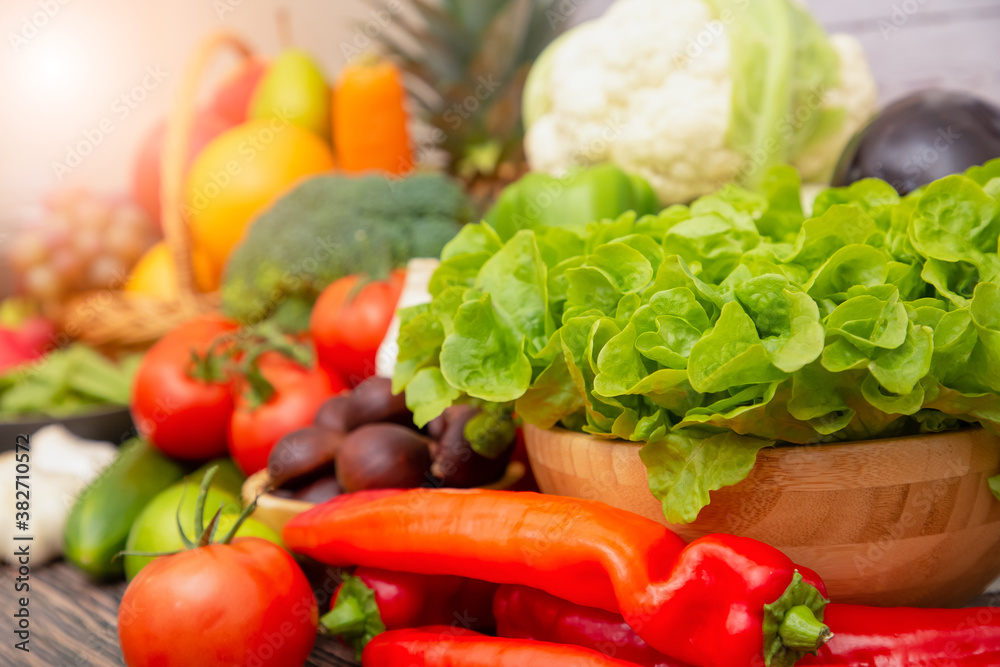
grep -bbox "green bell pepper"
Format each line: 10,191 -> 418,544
484,164 -> 660,240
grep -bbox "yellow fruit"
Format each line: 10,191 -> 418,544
184,119 -> 335,289
125,242 -> 215,299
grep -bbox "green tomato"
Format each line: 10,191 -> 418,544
186,458 -> 247,498
123,482 -> 282,580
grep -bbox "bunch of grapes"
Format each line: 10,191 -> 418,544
6,189 -> 160,302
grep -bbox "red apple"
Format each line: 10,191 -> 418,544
0,316 -> 56,374
0,330 -> 30,374
12,316 -> 57,357
207,56 -> 269,125
131,109 -> 235,228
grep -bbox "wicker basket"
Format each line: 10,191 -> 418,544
59,33 -> 255,352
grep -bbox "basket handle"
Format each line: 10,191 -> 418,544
160,32 -> 254,297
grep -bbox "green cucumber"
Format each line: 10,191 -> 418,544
63,439 -> 185,580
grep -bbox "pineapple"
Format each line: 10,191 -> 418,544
374,0 -> 559,207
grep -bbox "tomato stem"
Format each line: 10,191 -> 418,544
216,494 -> 261,546
175,481 -> 196,550
197,506 -> 225,548
251,321 -> 314,367
232,322 -> 317,408
193,467 -> 218,539
242,358 -> 275,407
171,465 -> 264,551
345,274 -> 376,302
188,337 -> 232,384
207,505 -> 225,544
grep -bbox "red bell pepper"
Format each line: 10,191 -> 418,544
321,567 -> 497,657
283,489 -> 832,667
363,626 -> 643,666
494,584 -> 688,667
496,584 -> 1000,667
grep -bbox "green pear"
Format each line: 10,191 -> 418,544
250,48 -> 331,140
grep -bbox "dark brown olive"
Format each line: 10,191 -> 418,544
314,394 -> 355,432
292,476 -> 343,504
315,377 -> 412,432
352,376 -> 411,423
425,413 -> 449,441
336,423 -> 433,492
267,427 -> 343,489
431,405 -> 515,488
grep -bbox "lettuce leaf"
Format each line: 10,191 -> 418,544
641,429 -> 774,524
439,292 -> 533,405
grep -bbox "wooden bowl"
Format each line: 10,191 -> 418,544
523,424 -> 1000,607
242,462 -> 527,535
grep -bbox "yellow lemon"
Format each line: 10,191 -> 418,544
125,242 -> 215,298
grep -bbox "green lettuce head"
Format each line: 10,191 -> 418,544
395,160 -> 1000,523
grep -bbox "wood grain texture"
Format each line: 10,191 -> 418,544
524,425 -> 1000,607
0,562 -> 358,667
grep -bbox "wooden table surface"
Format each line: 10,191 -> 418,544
4,561 -> 1000,667
1,561 -> 358,667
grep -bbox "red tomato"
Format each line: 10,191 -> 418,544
310,270 -> 405,387
118,537 -> 318,667
229,352 -> 346,475
131,315 -> 238,461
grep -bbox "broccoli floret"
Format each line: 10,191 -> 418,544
221,172 -> 471,327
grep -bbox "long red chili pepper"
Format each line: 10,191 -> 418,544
494,583 -> 688,667
322,566 -> 497,657
802,604 -> 1000,666
284,489 -> 832,667
362,626 -> 643,666
495,584 -> 1000,667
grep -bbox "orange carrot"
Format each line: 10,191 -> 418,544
333,55 -> 413,175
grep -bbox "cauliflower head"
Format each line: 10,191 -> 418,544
792,34 -> 878,182
524,0 -> 877,205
